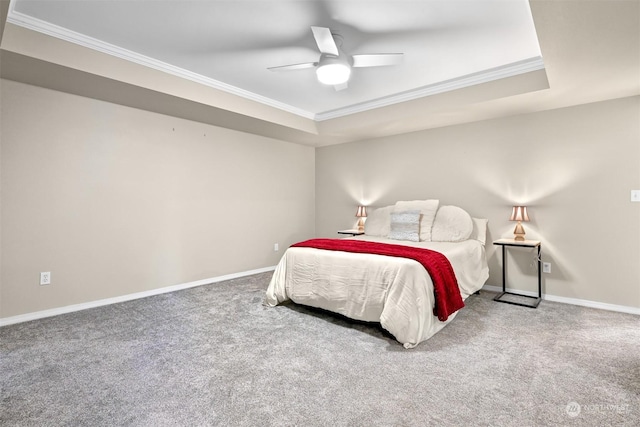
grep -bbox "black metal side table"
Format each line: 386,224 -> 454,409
337,229 -> 365,237
493,239 -> 542,308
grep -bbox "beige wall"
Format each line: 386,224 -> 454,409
2,78 -> 638,318
316,96 -> 640,309
0,79 -> 315,318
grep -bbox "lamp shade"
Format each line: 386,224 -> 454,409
509,206 -> 530,222
355,206 -> 367,218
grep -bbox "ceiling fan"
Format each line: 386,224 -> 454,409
268,26 -> 404,91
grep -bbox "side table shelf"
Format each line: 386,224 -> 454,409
493,239 -> 542,308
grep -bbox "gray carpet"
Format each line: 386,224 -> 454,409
1,272 -> 638,426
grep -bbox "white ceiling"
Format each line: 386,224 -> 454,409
1,0 -> 639,146
8,0 -> 542,117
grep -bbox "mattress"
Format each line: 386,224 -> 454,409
265,235 -> 489,348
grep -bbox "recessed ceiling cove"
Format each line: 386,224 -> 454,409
7,0 -> 544,120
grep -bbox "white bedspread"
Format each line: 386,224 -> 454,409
265,236 -> 489,348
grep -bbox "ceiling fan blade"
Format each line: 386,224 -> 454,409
352,53 -> 404,68
334,82 -> 348,91
267,62 -> 318,71
311,26 -> 339,56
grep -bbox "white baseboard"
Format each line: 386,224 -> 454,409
3,272 -> 636,327
482,285 -> 640,316
0,266 -> 277,327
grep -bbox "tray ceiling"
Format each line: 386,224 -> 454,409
8,0 -> 543,119
2,1 -> 638,146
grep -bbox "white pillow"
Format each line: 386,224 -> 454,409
469,218 -> 489,244
393,200 -> 439,241
431,205 -> 474,242
388,210 -> 421,242
364,205 -> 394,237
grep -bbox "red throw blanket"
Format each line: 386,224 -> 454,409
291,238 -> 464,321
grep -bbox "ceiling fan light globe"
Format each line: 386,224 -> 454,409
316,63 -> 351,85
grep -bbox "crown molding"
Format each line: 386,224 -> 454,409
6,6 -> 316,120
314,56 -> 545,121
7,1 -> 545,125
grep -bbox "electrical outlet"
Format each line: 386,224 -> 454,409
40,272 -> 51,285
274,243 -> 279,252
542,263 -> 551,274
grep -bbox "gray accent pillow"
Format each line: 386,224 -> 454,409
393,199 -> 439,241
388,210 -> 421,242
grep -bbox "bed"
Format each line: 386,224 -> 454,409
265,200 -> 489,348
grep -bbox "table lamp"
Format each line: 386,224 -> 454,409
510,206 -> 530,241
356,205 -> 367,232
